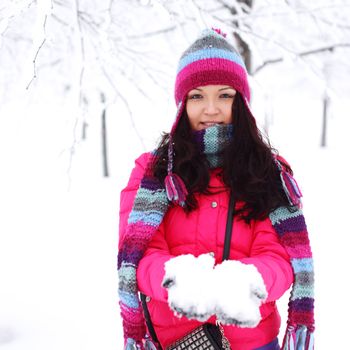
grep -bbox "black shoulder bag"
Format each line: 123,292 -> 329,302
141,192 -> 235,350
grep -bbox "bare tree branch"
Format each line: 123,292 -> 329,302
230,3 -> 350,22
52,0 -> 67,7
192,0 -> 225,13
100,64 -> 146,150
64,0 -> 87,182
125,26 -> 177,39
26,15 -> 48,89
51,13 -> 70,26
65,113 -> 79,190
1,0 -> 36,36
317,16 -> 350,30
253,42 -> 350,75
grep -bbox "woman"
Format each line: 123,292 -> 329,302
118,29 -> 315,350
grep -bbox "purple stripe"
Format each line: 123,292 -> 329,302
118,246 -> 144,268
192,130 -> 205,153
289,297 -> 314,311
274,215 -> 307,236
140,177 -> 162,190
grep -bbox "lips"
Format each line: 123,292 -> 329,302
200,122 -> 223,128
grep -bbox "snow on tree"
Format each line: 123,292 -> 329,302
0,0 -> 349,176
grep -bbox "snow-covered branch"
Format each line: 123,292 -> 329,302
24,0 -> 52,88
1,0 -> 349,164
253,43 -> 350,74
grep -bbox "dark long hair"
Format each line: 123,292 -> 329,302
153,92 -> 293,223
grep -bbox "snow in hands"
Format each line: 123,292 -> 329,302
162,253 -> 267,328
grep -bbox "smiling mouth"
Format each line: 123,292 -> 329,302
200,122 -> 223,128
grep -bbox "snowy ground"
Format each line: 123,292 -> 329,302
0,75 -> 349,350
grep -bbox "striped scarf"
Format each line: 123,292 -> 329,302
270,207 -> 315,349
117,125 -> 315,350
192,124 -> 233,168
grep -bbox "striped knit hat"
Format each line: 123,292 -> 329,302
174,28 -> 250,106
165,28 -> 252,206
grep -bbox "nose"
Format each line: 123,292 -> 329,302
204,99 -> 219,115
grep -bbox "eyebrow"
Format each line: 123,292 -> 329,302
219,87 -> 235,91
191,87 -> 235,92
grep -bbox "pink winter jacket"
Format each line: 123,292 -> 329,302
119,152 -> 294,350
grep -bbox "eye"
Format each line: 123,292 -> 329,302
220,93 -> 235,99
188,94 -> 202,100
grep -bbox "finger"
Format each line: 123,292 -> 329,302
251,286 -> 267,300
162,278 -> 175,288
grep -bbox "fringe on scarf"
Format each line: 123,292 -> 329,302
281,325 -> 315,350
125,338 -> 138,350
164,172 -> 188,207
144,338 -> 158,350
124,337 -> 158,350
274,157 -> 302,207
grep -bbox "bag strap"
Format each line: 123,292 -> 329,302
141,191 -> 235,348
140,293 -> 162,346
222,191 -> 235,261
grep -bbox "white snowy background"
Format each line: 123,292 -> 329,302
0,0 -> 349,349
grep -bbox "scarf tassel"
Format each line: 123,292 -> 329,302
279,169 -> 303,207
164,173 -> 188,207
282,325 -> 296,350
125,338 -> 139,350
144,338 -> 158,350
282,325 -> 314,350
304,329 -> 315,350
123,337 -> 158,350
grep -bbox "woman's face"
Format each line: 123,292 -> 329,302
185,85 -> 236,131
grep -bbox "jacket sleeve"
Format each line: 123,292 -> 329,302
239,218 -> 294,303
136,221 -> 173,303
118,152 -> 151,249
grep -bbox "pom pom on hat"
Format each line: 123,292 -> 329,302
211,27 -> 227,38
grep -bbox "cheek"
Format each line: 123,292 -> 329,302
186,104 -> 200,123
223,104 -> 233,123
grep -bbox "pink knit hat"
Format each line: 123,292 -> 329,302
165,28 -> 251,206
174,28 -> 250,105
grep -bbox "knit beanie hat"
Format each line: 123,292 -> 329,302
174,28 -> 250,105
165,28 -> 251,206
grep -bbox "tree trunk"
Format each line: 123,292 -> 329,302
321,93 -> 329,148
230,0 -> 254,75
82,121 -> 88,140
233,33 -> 252,74
101,93 -> 109,177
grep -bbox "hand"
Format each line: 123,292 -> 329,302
162,254 -> 268,327
214,260 -> 267,327
162,253 -> 216,321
